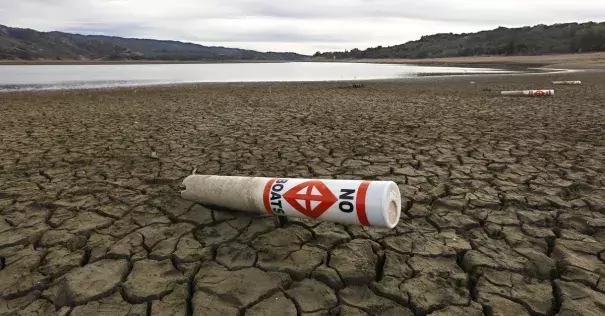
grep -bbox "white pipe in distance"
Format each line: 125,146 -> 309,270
181,175 -> 402,229
552,81 -> 581,85
501,90 -> 554,96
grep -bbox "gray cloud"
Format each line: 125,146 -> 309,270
232,0 -> 582,24
0,0 -> 603,54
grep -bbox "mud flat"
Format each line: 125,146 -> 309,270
348,51 -> 605,70
1,71 -> 605,315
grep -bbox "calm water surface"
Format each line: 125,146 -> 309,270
0,62 -> 510,91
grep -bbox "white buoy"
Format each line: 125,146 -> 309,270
552,81 -> 581,85
501,90 -> 554,97
181,175 -> 402,228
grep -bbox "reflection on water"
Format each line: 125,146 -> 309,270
0,62 -> 511,91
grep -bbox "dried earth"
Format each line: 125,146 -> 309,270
1,72 -> 605,315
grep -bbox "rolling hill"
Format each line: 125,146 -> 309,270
0,25 -> 308,61
314,21 -> 605,59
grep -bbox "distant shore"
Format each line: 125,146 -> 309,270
2,52 -> 605,69
344,52 -> 605,70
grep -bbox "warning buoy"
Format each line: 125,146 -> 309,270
181,175 -> 402,228
501,90 -> 554,97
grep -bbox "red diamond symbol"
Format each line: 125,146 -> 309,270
283,180 -> 338,218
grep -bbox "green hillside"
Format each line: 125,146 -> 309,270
0,25 -> 308,61
315,21 -> 605,59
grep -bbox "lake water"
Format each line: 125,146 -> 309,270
0,62 -> 510,91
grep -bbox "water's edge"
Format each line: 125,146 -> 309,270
0,63 -> 515,92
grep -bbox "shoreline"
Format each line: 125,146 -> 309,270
3,54 -> 603,93
332,52 -> 605,70
3,54 -> 600,93
0,66 -> 590,94
2,52 -> 603,69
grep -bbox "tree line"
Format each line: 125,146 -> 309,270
314,22 -> 605,59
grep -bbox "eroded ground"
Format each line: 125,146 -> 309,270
1,73 -> 605,316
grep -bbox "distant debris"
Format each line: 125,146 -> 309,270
501,89 -> 554,97
341,83 -> 365,89
151,151 -> 158,159
552,81 -> 581,85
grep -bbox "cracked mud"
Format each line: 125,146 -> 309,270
1,73 -> 605,315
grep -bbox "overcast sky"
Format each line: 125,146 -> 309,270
1,0 -> 604,54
